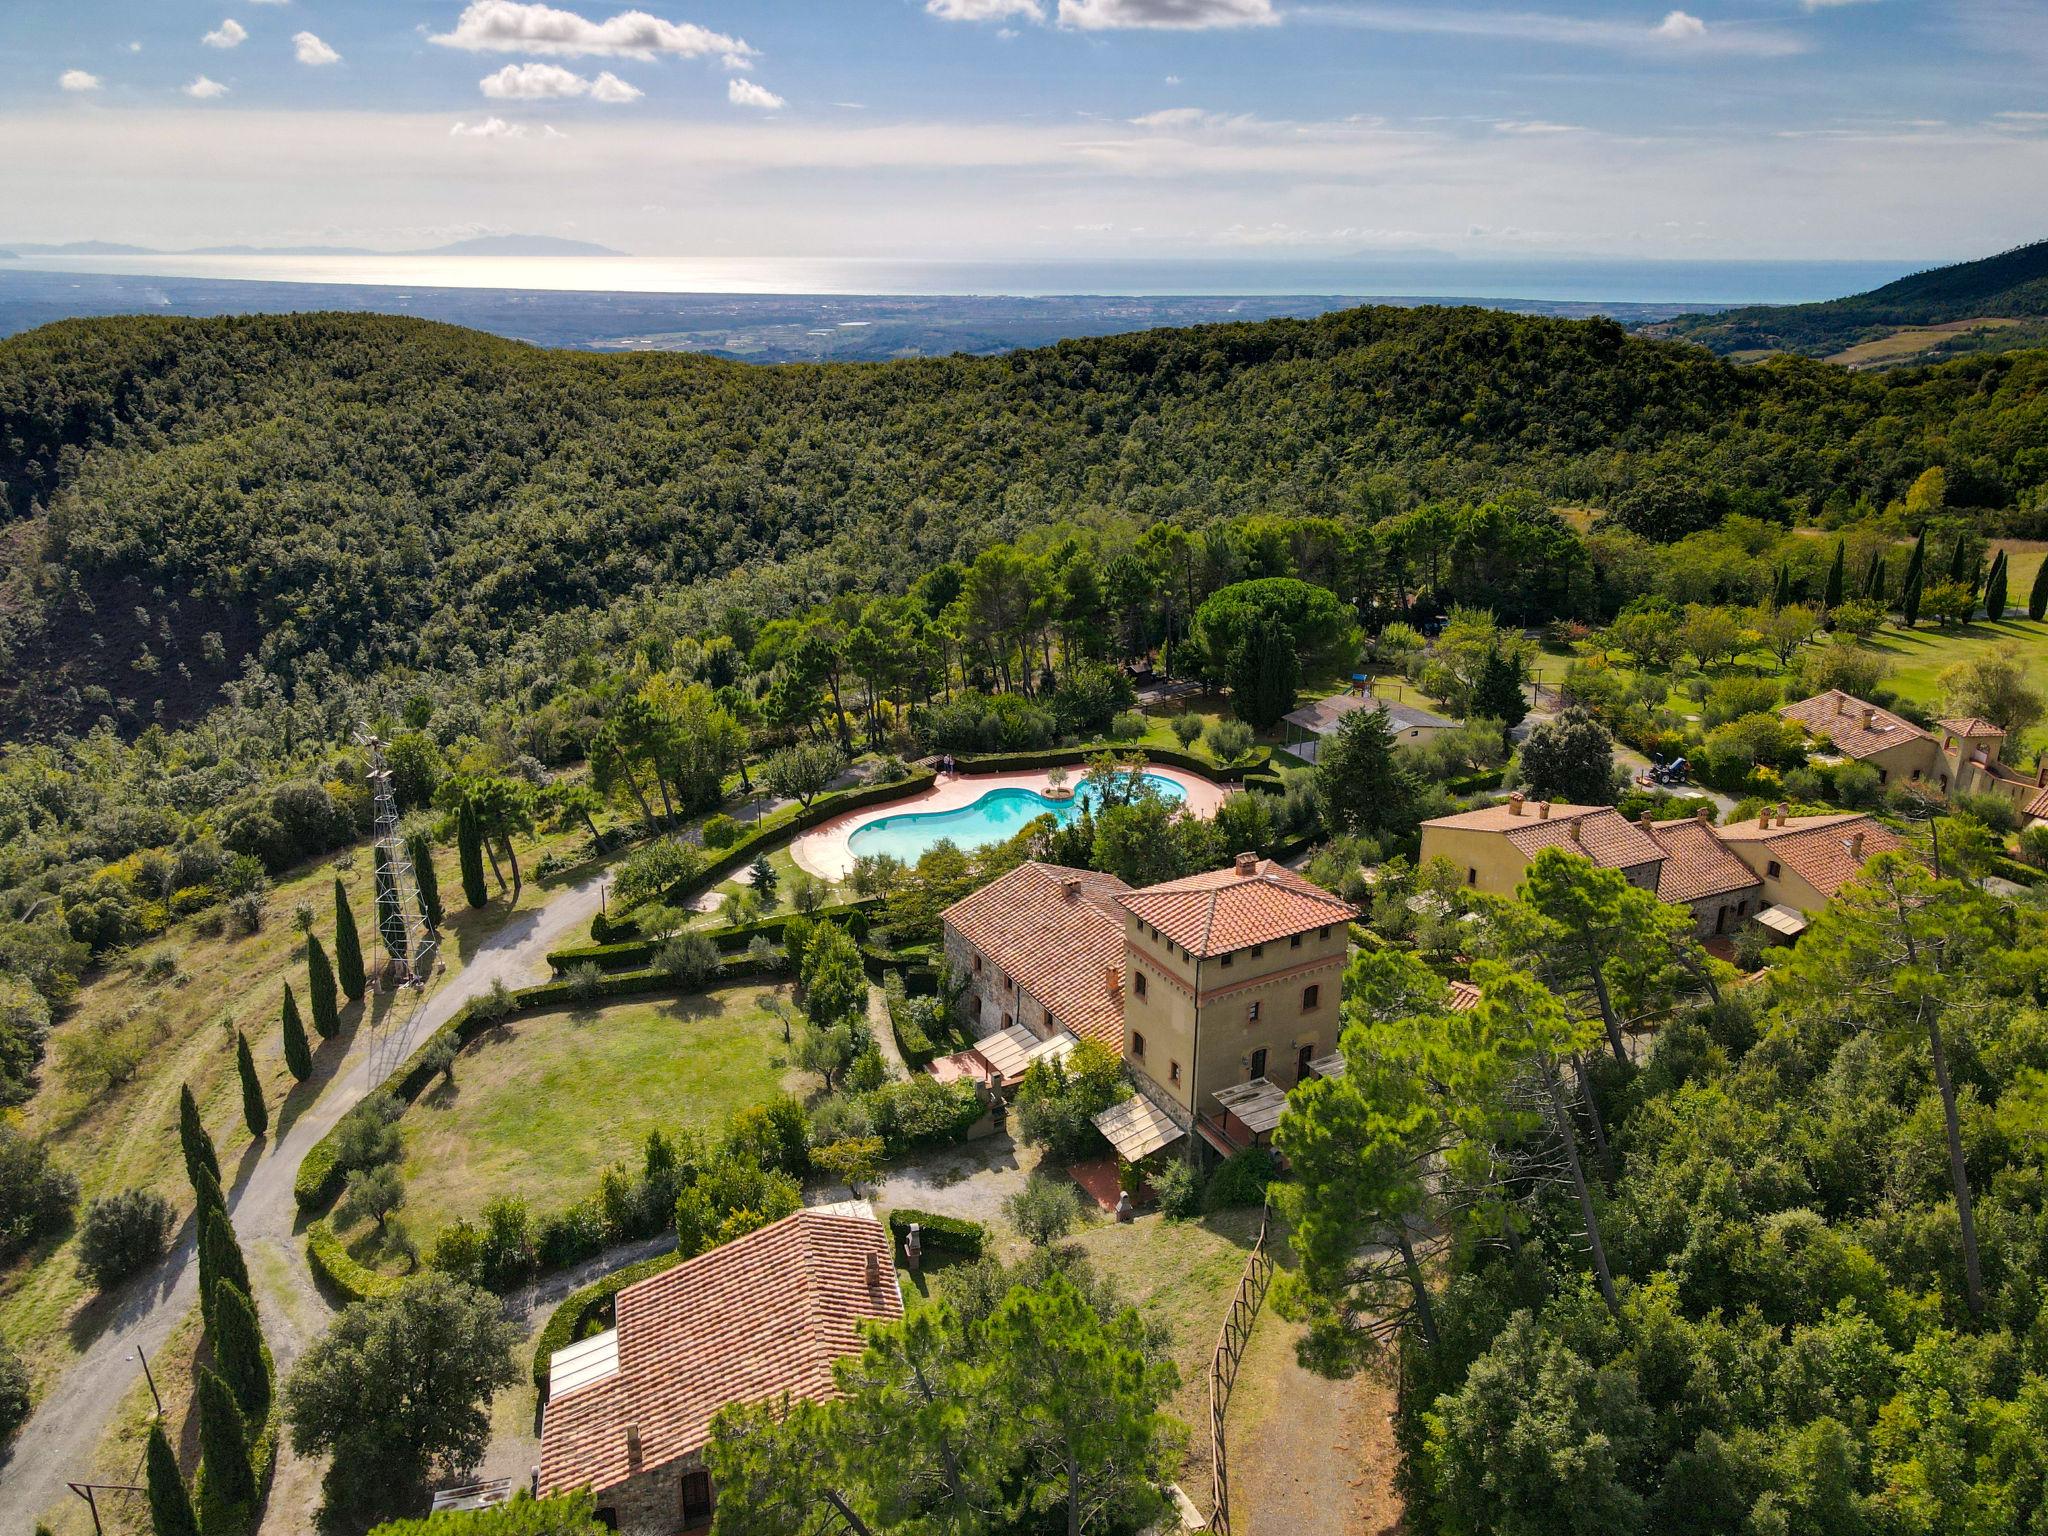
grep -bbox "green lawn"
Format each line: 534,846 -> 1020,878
393,983 -> 808,1236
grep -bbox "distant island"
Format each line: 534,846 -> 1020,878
1650,237 -> 2048,369
0,234 -> 628,259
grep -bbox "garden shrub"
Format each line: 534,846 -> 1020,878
307,1219 -> 407,1304
1153,1159 -> 1200,1220
429,1219 -> 484,1284
722,1097 -> 813,1179
478,1195 -> 537,1290
536,1200 -> 608,1271
1170,712 -> 1205,748
701,814 -> 741,850
1204,1146 -> 1276,1211
0,1121 -> 78,1258
655,931 -> 720,987
1107,710 -> 1148,743
76,1188 -> 174,1289
0,1331 -> 28,1436
862,1076 -> 984,1155
887,1207 -> 987,1257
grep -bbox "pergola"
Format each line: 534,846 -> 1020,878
1092,1093 -> 1185,1163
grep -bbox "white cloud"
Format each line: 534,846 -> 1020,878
1129,106 -> 1242,127
479,62 -> 643,100
430,2 -> 752,61
926,0 -> 1045,20
1057,0 -> 1276,28
293,32 -> 341,65
1164,73 -> 1182,84
59,69 -> 102,92
203,19 -> 248,48
185,75 -> 230,98
728,77 -> 785,109
1300,3 -> 1803,57
1495,118 -> 1582,133
127,41 -> 142,52
719,51 -> 750,70
451,116 -> 525,137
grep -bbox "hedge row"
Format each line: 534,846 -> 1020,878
532,1247 -> 683,1396
548,898 -> 878,973
887,1207 -> 986,1257
305,1219 -> 408,1304
655,767 -> 938,909
947,744 -> 1263,781
294,958 -> 787,1212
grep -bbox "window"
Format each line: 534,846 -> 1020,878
1002,973 -> 1014,992
1290,933 -> 1303,949
972,953 -> 983,973
1134,970 -> 1148,998
1877,769 -> 1889,785
1132,1031 -> 1146,1058
1170,1060 -> 1182,1086
1302,984 -> 1320,1011
1247,1000 -> 1261,1022
1250,943 -> 1264,957
1220,952 -> 1234,968
1467,867 -> 1478,886
1766,860 -> 1781,879
1319,925 -> 1331,938
1249,1047 -> 1267,1080
1296,1043 -> 1315,1083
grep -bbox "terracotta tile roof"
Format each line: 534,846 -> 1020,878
1423,800 -> 1610,833
1423,800 -> 1666,873
1646,818 -> 1763,904
1716,812 -> 1905,898
1446,979 -> 1481,1012
1283,693 -> 1454,734
1781,691 -> 1928,760
2029,785 -> 2048,821
1937,716 -> 2006,738
941,862 -> 1130,1048
538,1210 -> 901,1498
1116,857 -> 1358,958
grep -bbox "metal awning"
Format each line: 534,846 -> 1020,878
971,1023 -> 1077,1083
1092,1094 -> 1185,1162
1306,1051 -> 1346,1080
548,1328 -> 619,1400
1211,1077 -> 1290,1135
1754,902 -> 1809,937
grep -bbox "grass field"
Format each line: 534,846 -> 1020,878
392,984 -> 807,1238
1824,316 -> 2023,369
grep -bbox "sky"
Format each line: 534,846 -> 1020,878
3,0 -> 2046,262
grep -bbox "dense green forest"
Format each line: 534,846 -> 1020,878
1660,239 -> 2048,359
4,306 -> 2046,740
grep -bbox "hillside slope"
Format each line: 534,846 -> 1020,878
2,305 -> 2046,738
1656,238 -> 2048,362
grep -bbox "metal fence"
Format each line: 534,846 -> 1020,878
1207,1205 -> 1275,1536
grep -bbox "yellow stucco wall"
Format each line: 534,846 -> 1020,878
1418,823 -> 1533,898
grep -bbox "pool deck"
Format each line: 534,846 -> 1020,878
788,766 -> 1232,880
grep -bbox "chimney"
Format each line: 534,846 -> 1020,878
1849,830 -> 1865,859
1776,803 -> 1789,828
1695,804 -> 1712,822
1508,792 -> 1526,817
866,1250 -> 882,1288
1835,694 -> 1848,717
1758,808 -> 1771,829
1638,812 -> 1654,830
1567,818 -> 1582,846
1235,851 -> 1258,876
626,1424 -> 642,1468
1860,707 -> 1874,730
1105,963 -> 1123,998
1060,876 -> 1081,902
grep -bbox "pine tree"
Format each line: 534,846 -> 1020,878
195,1364 -> 256,1505
1823,540 -> 1845,610
406,827 -> 443,931
1900,528 -> 1926,613
306,934 -> 341,1039
199,1204 -> 253,1334
1471,647 -> 1528,740
178,1084 -> 220,1195
210,1279 -> 270,1424
458,797 -> 489,910
234,1032 -> 267,1139
1982,551 -> 2008,621
146,1420 -> 202,1536
279,984 -> 312,1080
333,876 -> 366,1002
2030,553 -> 2048,622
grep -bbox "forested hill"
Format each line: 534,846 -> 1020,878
0,305 -> 2044,739
1657,239 -> 2048,361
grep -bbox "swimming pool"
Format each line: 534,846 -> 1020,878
846,772 -> 1189,864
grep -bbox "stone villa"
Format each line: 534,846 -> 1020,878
1781,688 -> 2048,821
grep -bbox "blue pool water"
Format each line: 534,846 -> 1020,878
846,773 -> 1187,864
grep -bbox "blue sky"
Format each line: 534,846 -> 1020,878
5,0 -> 2046,260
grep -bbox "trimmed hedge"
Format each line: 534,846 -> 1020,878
532,1247 -> 682,1396
887,1207 -> 987,1258
294,957 -> 788,1212
548,899 -> 878,973
305,1219 -> 407,1304
948,744 -> 1263,782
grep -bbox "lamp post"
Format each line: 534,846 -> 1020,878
599,877 -> 609,916
128,1342 -> 163,1419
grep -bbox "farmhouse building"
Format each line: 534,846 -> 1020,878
537,1207 -> 901,1533
1781,690 -> 2048,820
1281,691 -> 1457,763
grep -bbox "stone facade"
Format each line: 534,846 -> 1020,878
594,1450 -> 714,1534
944,923 -> 1058,1041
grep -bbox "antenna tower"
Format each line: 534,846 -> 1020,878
359,731 -> 442,1080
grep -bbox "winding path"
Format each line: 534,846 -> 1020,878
0,872 -> 611,1535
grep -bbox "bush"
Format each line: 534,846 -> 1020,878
862,1075 -> 984,1154
1006,1178 -> 1083,1247
1014,1040 -> 1129,1163
1831,761 -> 1883,810
2021,823 -> 2048,869
701,814 -> 741,850
0,1122 -> 77,1258
76,1188 -> 174,1289
0,1331 -> 30,1437
654,931 -> 720,987
478,1196 -> 537,1290
565,962 -> 603,1003
1107,710 -> 1148,742
1154,1159 -> 1200,1220
1206,719 -> 1256,765
1170,712 -> 1205,748
1957,791 -> 2021,834
307,1219 -> 407,1303
1204,1147 -> 1277,1211
887,1207 -> 987,1257
536,1200 -> 608,1271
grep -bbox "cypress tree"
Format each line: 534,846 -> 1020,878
280,983 -> 312,1080
234,1032 -> 267,1139
406,827 -> 444,932
1823,541 -> 1845,610
306,934 -> 340,1039
211,1279 -> 270,1424
1772,563 -> 1792,610
1901,565 -> 1925,629
1982,551 -> 2008,621
199,1204 -> 253,1334
373,845 -> 408,967
146,1420 -> 202,1536
1948,531 -> 1971,584
458,798 -> 489,910
178,1084 -> 220,1195
333,877 -> 366,1002
1868,550 -> 1886,603
194,1364 -> 256,1506
2030,553 -> 2048,622
1901,528 -> 1926,612
193,1161 -> 225,1226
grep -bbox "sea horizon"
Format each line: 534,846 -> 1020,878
0,251 -> 1919,306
